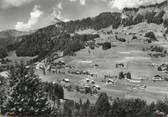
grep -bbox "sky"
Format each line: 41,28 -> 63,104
0,0 -> 166,31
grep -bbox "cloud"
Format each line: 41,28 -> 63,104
51,2 -> 69,22
69,0 -> 86,5
69,0 -> 77,2
80,0 -> 86,5
108,0 -> 166,10
15,5 -> 43,31
1,0 -> 35,8
57,2 -> 62,10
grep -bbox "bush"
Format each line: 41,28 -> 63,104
158,66 -> 162,71
119,72 -> 125,79
102,42 -> 111,50
132,36 -> 138,40
145,32 -> 157,41
127,72 -> 132,79
0,48 -> 8,59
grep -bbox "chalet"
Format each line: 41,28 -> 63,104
84,85 -> 90,88
126,78 -> 141,83
51,68 -> 57,73
0,71 -> 9,78
116,63 -> 124,68
91,80 -> 95,84
65,65 -> 73,70
53,81 -> 56,84
82,71 -> 89,75
138,85 -> 147,90
93,64 -> 99,68
63,78 -> 70,83
93,85 -> 101,90
152,75 -> 163,81
106,79 -> 114,84
25,66 -> 30,69
76,71 -> 81,75
159,64 -> 168,71
85,78 -> 91,83
35,62 -> 44,70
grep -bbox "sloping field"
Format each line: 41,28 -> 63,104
37,23 -> 168,103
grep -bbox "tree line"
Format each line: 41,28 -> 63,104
122,10 -> 165,26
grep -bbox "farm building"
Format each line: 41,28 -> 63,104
0,71 -> 9,78
152,75 -> 163,81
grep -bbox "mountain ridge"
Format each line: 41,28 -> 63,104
0,29 -> 34,49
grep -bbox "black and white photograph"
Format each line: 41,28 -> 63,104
1,0 -> 168,117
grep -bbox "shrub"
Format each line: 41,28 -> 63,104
158,66 -> 162,71
145,32 -> 157,41
127,72 -> 132,79
119,72 -> 125,79
102,42 -> 111,50
132,36 -> 138,40
0,48 -> 8,59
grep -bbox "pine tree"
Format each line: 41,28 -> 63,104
79,99 -> 91,117
119,72 -> 125,79
6,61 -> 51,116
95,93 -> 111,116
0,76 -> 9,114
127,72 -> 132,79
0,48 -> 8,59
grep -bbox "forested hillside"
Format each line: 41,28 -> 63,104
5,0 -> 168,61
10,12 -> 121,59
0,29 -> 31,48
122,0 -> 168,28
